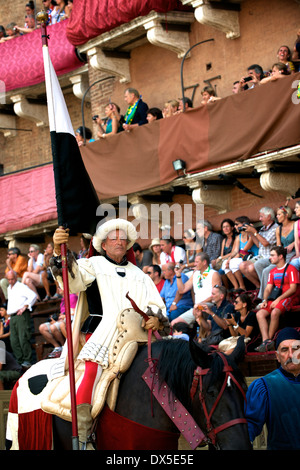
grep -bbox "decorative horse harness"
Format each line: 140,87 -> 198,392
127,294 -> 247,449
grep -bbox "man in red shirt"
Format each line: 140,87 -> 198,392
255,245 -> 300,352
147,264 -> 165,293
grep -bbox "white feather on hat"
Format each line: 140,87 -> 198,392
92,219 -> 137,253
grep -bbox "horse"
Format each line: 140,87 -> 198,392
7,334 -> 251,450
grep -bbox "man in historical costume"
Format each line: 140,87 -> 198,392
245,327 -> 300,450
48,218 -> 168,449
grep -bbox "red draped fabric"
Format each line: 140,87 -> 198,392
0,20 -> 83,92
96,405 -> 180,450
0,164 -> 57,235
66,0 -> 191,45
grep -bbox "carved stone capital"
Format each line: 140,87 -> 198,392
87,47 -> 131,83
260,171 -> 300,198
191,181 -> 232,214
144,19 -> 191,58
10,94 -> 48,127
182,0 -> 240,39
69,73 -> 90,101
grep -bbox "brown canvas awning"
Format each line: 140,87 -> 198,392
81,72 -> 300,200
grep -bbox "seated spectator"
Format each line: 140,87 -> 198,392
41,242 -> 61,301
213,218 -> 236,273
39,289 -> 78,358
182,228 -> 198,274
146,107 -> 163,122
75,126 -> 95,146
25,0 -> 35,17
260,63 -> 290,85
239,207 -> 278,290
172,321 -> 192,341
223,293 -> 261,353
78,235 -> 90,259
178,97 -> 193,112
162,99 -> 179,118
0,306 -> 11,353
132,242 -> 153,273
291,200 -> 300,270
66,0 -> 73,17
148,238 -> 162,265
0,23 -> 20,42
14,14 -> 36,34
292,29 -> 300,72
255,246 -> 300,352
52,0 -> 68,23
42,0 -> 56,25
196,219 -> 223,267
0,25 -> 6,39
238,64 -> 264,91
160,263 -> 193,321
160,236 -> 187,265
195,285 -> 233,345
172,252 -> 222,327
276,45 -> 295,74
222,216 -> 257,291
122,88 -> 148,131
258,206 -> 295,301
146,264 -> 165,293
0,247 -> 28,303
0,348 -> 22,390
96,102 -> 124,138
200,86 -> 221,105
22,244 -> 44,300
232,81 -> 240,94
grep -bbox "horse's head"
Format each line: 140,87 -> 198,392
189,337 -> 252,450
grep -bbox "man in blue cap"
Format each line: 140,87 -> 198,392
245,327 -> 300,449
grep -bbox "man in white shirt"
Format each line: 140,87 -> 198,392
159,237 -> 187,265
22,244 -> 44,300
6,270 -> 37,367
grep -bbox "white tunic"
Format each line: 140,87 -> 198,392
56,256 -> 166,370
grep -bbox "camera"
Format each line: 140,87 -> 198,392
175,260 -> 184,269
243,76 -> 252,83
238,224 -> 248,232
92,115 -> 99,121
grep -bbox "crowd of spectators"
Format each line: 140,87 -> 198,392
76,32 -> 299,143
1,200 -> 299,386
0,0 -> 73,43
130,202 -> 300,356
0,235 -> 91,387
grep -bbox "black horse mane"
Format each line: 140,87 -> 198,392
153,338 -> 246,410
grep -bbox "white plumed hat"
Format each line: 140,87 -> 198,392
92,218 -> 137,252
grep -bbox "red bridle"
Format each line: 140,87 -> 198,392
190,350 -> 247,446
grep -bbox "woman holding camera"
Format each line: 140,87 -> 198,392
222,293 -> 260,353
96,102 -> 123,139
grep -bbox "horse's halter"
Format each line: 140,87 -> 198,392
190,350 -> 247,447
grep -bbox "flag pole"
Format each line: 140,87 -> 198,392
37,11 -> 79,450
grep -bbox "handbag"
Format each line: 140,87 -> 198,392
267,263 -> 289,301
218,335 -> 250,352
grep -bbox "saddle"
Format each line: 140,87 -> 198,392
41,307 -> 152,421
